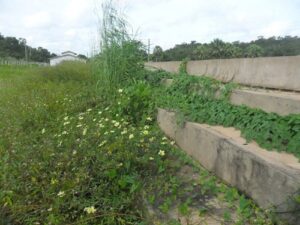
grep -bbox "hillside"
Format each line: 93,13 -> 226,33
0,33 -> 55,62
152,36 -> 300,61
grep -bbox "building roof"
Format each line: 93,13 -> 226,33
50,51 -> 79,60
61,51 -> 77,56
50,54 -> 79,60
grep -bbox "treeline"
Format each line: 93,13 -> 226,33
0,33 -> 55,62
151,36 -> 300,61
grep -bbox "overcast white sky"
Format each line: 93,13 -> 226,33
0,0 -> 299,55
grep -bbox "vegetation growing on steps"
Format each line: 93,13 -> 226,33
155,74 -> 300,159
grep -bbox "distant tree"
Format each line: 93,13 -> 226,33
226,44 -> 243,58
153,36 -> 300,61
1,37 -> 23,59
245,44 -> 264,57
30,47 -> 51,62
131,40 -> 147,60
195,45 -> 210,60
18,38 -> 27,60
209,39 -> 228,58
78,54 -> 88,59
0,33 -> 53,62
152,45 -> 164,61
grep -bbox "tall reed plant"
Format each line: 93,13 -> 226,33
93,0 -> 145,94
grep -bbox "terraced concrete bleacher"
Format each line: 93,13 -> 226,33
149,56 -> 300,224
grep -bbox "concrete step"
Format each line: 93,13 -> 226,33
157,108 -> 300,224
161,79 -> 300,116
231,88 -> 300,116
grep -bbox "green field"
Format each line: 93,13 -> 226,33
0,63 -> 285,224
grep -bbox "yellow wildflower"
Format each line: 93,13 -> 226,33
158,150 -> 165,156
121,129 -> 127,135
57,191 -> 65,197
51,178 -> 58,185
83,128 -> 87,136
84,206 -> 96,214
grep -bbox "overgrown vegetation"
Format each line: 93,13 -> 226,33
0,62 -> 283,225
0,1 -> 298,224
92,1 -> 145,94
178,58 -> 188,74
156,74 -> 300,159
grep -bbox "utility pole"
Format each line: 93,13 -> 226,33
25,44 -> 28,62
147,39 -> 150,62
24,39 -> 28,62
20,38 -> 28,61
29,47 -> 31,61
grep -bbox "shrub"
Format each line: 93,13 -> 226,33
92,1 -> 145,94
40,61 -> 91,82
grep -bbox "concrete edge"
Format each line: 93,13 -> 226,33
157,108 -> 300,223
230,89 -> 300,116
160,78 -> 300,116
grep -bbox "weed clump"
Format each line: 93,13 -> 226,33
92,0 -> 145,95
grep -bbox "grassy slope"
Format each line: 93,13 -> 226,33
0,64 -> 282,224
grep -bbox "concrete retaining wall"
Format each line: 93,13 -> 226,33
146,56 -> 300,91
157,108 -> 300,223
230,89 -> 300,116
145,61 -> 181,73
161,79 -> 300,116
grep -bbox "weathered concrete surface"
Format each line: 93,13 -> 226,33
231,88 -> 300,116
160,78 -> 300,115
157,108 -> 300,224
146,56 -> 300,91
145,61 -> 181,73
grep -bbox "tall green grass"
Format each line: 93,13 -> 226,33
0,62 -> 95,151
92,0 -> 145,94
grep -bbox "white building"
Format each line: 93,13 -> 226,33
50,51 -> 86,66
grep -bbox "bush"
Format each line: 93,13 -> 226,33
92,1 -> 145,94
41,61 -> 91,82
115,81 -> 154,125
